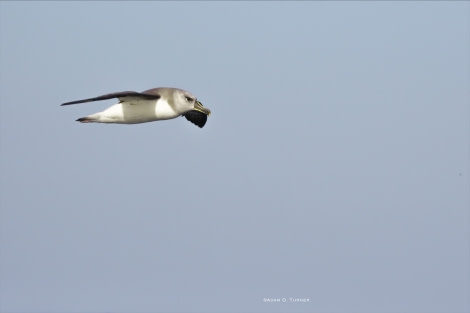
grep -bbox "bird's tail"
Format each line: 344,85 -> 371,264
76,116 -> 97,123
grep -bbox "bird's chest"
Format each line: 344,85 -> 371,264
120,99 -> 179,121
153,99 -> 179,119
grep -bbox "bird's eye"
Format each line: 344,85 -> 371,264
185,96 -> 193,102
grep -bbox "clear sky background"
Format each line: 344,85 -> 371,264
0,2 -> 469,313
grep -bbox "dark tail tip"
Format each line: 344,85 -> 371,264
76,117 -> 93,123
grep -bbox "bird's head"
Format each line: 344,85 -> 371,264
177,90 -> 211,116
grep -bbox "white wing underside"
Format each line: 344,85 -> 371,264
89,98 -> 179,124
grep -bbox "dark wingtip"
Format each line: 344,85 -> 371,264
61,101 -> 79,106
184,110 -> 208,128
61,99 -> 91,106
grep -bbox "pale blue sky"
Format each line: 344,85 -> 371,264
0,2 -> 469,313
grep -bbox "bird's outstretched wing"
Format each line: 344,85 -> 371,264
184,110 -> 208,128
60,90 -> 161,106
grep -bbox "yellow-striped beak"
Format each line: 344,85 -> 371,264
194,100 -> 211,116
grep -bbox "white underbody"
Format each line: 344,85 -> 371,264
85,98 -> 180,124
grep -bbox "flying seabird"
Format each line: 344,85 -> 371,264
61,87 -> 211,128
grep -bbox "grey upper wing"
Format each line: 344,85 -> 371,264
60,90 -> 161,106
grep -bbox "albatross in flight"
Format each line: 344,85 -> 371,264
61,87 -> 211,128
